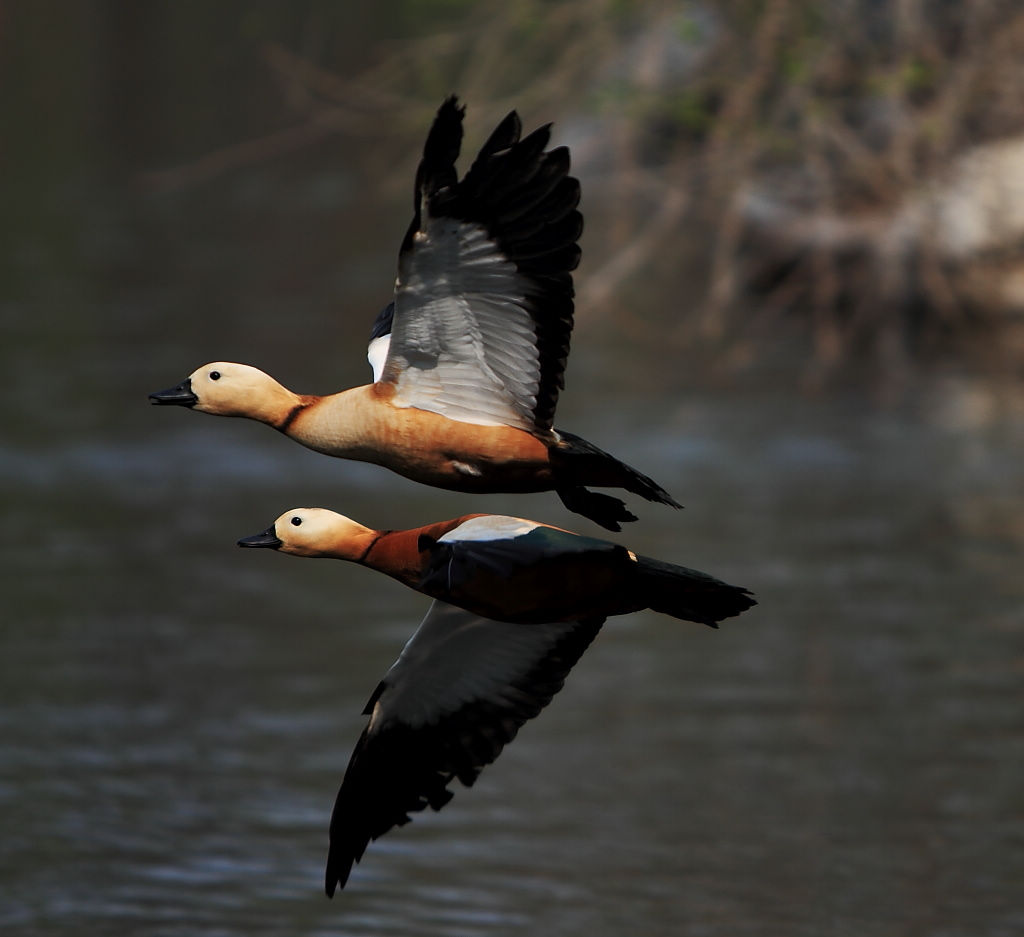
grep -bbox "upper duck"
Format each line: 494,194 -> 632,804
238,508 -> 756,628
320,598 -> 603,895
149,96 -> 680,531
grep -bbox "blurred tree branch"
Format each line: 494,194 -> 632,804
141,0 -> 1024,381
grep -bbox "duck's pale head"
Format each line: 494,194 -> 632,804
238,508 -> 375,559
149,362 -> 288,418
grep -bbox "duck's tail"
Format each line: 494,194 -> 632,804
634,554 -> 756,627
552,429 -> 682,531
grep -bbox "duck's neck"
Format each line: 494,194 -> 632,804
276,384 -> 382,459
319,521 -> 384,566
357,515 -> 486,591
241,377 -> 312,430
354,528 -> 428,590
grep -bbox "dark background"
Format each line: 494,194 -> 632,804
2,3 -> 1022,935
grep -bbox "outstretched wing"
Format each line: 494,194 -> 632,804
379,96 -> 581,431
324,600 -> 603,895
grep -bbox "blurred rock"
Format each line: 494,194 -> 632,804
738,136 -> 1024,317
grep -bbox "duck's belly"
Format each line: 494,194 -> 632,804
377,410 -> 555,492
294,391 -> 554,493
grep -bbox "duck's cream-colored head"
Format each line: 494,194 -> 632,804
149,362 -> 297,421
237,508 -> 377,560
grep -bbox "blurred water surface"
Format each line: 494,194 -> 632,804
2,7 -> 1023,936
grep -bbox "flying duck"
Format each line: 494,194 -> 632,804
319,598 -> 603,895
150,96 -> 680,531
238,509 -> 756,627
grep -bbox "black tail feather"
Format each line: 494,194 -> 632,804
552,429 -> 683,518
618,463 -> 683,509
635,554 -> 756,627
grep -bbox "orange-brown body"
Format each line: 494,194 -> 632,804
286,384 -> 554,493
251,507 -> 756,628
155,363 -> 680,529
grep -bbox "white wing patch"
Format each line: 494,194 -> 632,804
366,334 -> 390,383
437,515 -> 541,543
372,600 -> 585,730
383,216 -> 541,429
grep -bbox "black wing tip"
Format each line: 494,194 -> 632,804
517,122 -> 554,160
429,95 -> 466,144
430,95 -> 465,134
415,95 -> 466,207
491,109 -> 523,150
324,861 -> 348,898
439,93 -> 464,116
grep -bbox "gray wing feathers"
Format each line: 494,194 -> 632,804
387,218 -> 540,428
372,600 -> 584,730
379,97 -> 579,432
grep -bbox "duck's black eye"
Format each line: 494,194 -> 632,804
209,370 -> 221,381
291,516 -> 302,526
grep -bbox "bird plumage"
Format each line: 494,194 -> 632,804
150,96 -> 757,899
150,96 -> 679,531
236,508 -> 755,891
238,508 -> 756,628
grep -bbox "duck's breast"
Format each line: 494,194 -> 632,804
291,385 -> 554,492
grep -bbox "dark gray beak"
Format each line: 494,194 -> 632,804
237,526 -> 282,549
149,378 -> 198,406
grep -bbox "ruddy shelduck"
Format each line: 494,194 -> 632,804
238,508 -> 756,628
150,96 -> 680,531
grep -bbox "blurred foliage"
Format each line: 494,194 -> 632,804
220,0 -> 1024,383
5,0 -> 1024,385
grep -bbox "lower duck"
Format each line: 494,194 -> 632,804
238,509 -> 756,628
